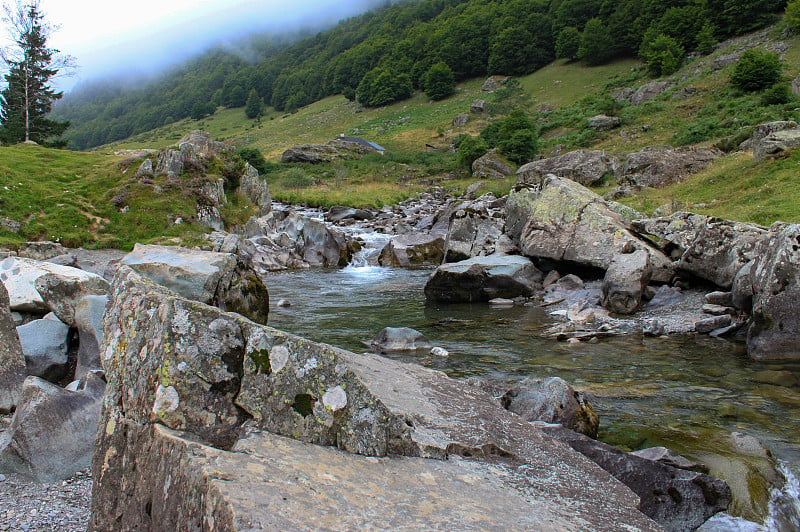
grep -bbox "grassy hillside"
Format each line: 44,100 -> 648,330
0,144 -> 253,250
97,24 -> 800,225
3,24 -> 800,251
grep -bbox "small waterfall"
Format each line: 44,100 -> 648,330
344,231 -> 392,271
765,462 -> 800,531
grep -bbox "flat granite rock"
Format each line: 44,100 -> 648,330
110,424 -> 606,531
92,266 -> 661,531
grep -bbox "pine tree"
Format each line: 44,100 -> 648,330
0,1 -> 73,146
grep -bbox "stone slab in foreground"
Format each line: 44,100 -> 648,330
102,423 -> 598,531
92,266 -> 660,531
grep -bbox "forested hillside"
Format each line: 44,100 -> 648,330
54,0 -> 787,150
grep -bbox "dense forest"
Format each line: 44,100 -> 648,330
53,0 -> 788,150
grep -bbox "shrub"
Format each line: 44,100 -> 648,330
498,129 -> 538,164
422,62 -> 456,101
245,89 -> 263,119
281,168 -> 315,189
640,33 -> 684,77
730,49 -> 783,92
579,18 -> 615,66
761,83 -> 794,105
456,134 -> 488,169
789,0 -> 800,32
555,27 -> 581,60
237,147 -> 268,174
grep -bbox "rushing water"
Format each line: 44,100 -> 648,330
263,247 -> 800,527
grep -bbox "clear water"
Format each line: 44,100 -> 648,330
263,263 -> 800,524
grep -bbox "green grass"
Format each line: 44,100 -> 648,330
618,150 -> 800,225
0,144 -> 255,249
4,25 -> 797,249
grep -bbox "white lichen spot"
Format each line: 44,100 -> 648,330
269,345 -> 290,374
322,386 -> 347,412
295,357 -> 318,378
177,361 -> 189,372
335,363 -> 348,376
103,344 -> 115,362
138,345 -> 148,361
419,471 -> 438,486
152,384 -> 180,415
105,417 -> 116,436
172,308 -> 191,335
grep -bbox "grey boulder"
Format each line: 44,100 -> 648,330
601,250 -> 652,315
16,314 -> 70,381
378,233 -> 444,267
370,327 -> 432,352
748,224 -> 800,359
506,176 -> 673,282
619,147 -> 722,189
633,212 -> 769,289
424,255 -> 542,303
74,294 -> 108,380
517,149 -> 619,187
502,376 -> 599,438
0,373 -> 105,482
0,282 -> 25,413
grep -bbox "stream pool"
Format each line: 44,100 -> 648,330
263,264 -> 800,526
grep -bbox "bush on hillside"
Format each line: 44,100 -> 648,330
237,147 -> 269,174
730,49 -> 783,92
423,62 -> 456,101
455,134 -> 488,169
357,67 -> 413,107
640,32 -> 684,77
480,110 -> 538,164
579,18 -> 615,66
555,27 -> 581,60
761,83 -> 794,105
787,0 -> 800,32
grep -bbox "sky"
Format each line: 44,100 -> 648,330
1,0 -> 383,92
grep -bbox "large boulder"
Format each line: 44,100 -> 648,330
121,243 -> 269,324
442,195 -> 512,262
747,224 -> 800,359
502,377 -> 599,438
91,266 -> 659,531
739,120 -> 798,151
601,250 -> 652,315
753,128 -> 800,161
0,256 -> 109,315
471,149 -> 514,180
630,81 -> 672,105
280,139 -> 374,164
542,425 -> 731,532
0,373 -> 105,481
587,115 -> 621,131
424,255 -> 543,303
238,162 -> 271,216
0,282 -> 25,413
378,233 -> 445,267
17,241 -> 67,261
279,212 -> 351,267
619,147 -> 723,189
517,150 -> 619,187
632,213 -> 769,289
16,314 -> 70,382
505,176 -> 673,282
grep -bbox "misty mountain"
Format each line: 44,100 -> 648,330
52,0 -> 787,151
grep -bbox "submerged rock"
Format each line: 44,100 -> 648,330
502,376 -> 599,438
370,327 -> 432,352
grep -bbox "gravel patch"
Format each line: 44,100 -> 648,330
0,414 -> 92,531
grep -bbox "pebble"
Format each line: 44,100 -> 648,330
430,346 -> 449,357
0,465 -> 91,531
